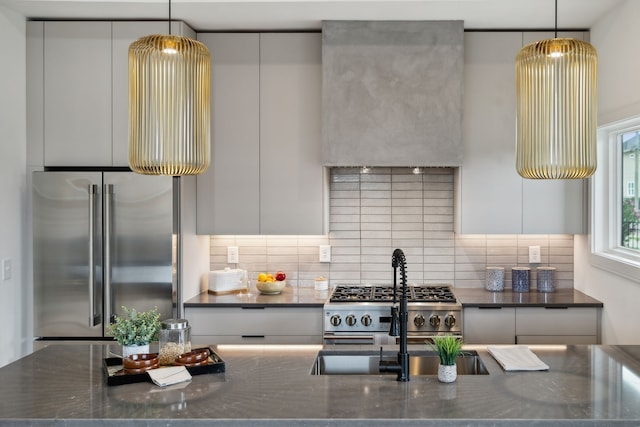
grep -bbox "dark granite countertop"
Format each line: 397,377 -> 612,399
186,286 -> 603,309
184,286 -> 327,307
1,343 -> 639,426
455,288 -> 603,308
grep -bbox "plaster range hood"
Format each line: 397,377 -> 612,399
322,20 -> 464,167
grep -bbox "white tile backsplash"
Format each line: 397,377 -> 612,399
209,167 -> 574,290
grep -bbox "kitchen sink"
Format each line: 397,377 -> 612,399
311,349 -> 489,376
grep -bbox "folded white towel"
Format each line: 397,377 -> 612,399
148,366 -> 192,387
487,345 -> 550,371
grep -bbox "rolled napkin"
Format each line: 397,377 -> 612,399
487,345 -> 550,371
147,366 -> 192,387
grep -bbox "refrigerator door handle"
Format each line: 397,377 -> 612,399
88,184 -> 100,327
104,183 -> 114,325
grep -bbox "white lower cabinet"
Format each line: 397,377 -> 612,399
185,306 -> 323,345
515,307 -> 599,345
463,306 -> 600,345
463,307 -> 516,344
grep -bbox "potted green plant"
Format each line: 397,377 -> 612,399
430,335 -> 463,383
108,306 -> 161,358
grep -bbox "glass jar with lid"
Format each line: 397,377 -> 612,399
158,318 -> 191,365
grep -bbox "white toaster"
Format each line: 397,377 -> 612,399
208,268 -> 248,294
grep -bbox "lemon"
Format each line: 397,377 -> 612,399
257,273 -> 267,282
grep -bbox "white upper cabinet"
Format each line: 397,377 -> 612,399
196,33 -> 327,235
26,21 -> 44,167
456,31 -> 586,234
43,22 -> 112,166
29,21 -> 194,167
458,32 -> 523,234
259,33 -> 325,235
196,33 -> 261,234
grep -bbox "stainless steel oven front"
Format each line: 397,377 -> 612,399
323,304 -> 396,345
322,302 -> 462,345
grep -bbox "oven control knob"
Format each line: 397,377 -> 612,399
346,314 -> 357,326
361,314 -> 372,327
429,314 -> 441,328
414,314 -> 425,328
330,314 -> 341,327
444,314 -> 456,328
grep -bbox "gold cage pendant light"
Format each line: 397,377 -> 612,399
515,0 -> 597,179
128,0 -> 211,175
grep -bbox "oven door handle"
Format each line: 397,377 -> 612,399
323,333 -> 376,345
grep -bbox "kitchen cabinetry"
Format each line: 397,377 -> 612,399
27,21 -> 194,167
195,33 -> 260,234
196,33 -> 327,235
463,306 -> 600,344
43,21 -> 112,167
185,306 -> 323,345
456,31 -> 587,234
463,307 -> 516,344
515,307 -> 599,345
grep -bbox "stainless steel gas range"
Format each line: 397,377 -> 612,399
323,284 -> 462,345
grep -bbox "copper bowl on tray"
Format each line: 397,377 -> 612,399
123,353 -> 159,374
175,348 -> 210,366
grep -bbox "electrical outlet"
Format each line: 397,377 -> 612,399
528,246 -> 541,264
2,259 -> 11,281
319,245 -> 331,263
227,246 -> 239,264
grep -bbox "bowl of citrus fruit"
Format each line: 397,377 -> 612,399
256,271 -> 286,294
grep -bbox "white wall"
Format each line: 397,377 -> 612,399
574,0 -> 640,344
0,5 -> 27,366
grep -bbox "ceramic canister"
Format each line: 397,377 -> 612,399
511,267 -> 531,292
314,276 -> 329,291
536,267 -> 556,293
485,267 -> 505,292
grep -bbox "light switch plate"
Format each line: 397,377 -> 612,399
528,246 -> 541,264
227,246 -> 239,264
319,245 -> 331,263
2,259 -> 11,281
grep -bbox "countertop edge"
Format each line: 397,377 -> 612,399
184,288 -> 604,309
1,419 -> 638,426
455,288 -> 604,308
184,302 -> 324,308
461,302 -> 604,308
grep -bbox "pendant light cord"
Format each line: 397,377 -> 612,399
168,0 -> 172,35
554,0 -> 558,38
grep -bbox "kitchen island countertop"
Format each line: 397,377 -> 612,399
1,342 -> 639,426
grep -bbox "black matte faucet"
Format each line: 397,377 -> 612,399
379,248 -> 409,382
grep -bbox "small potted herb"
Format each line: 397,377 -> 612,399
430,335 -> 463,383
108,306 -> 161,358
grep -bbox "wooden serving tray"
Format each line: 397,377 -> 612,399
103,347 -> 225,386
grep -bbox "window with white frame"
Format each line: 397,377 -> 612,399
622,130 -> 640,250
591,118 -> 640,282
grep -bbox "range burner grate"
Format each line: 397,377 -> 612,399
411,286 -> 457,303
329,284 -> 456,303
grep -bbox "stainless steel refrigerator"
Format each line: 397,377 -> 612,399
33,171 -> 179,339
